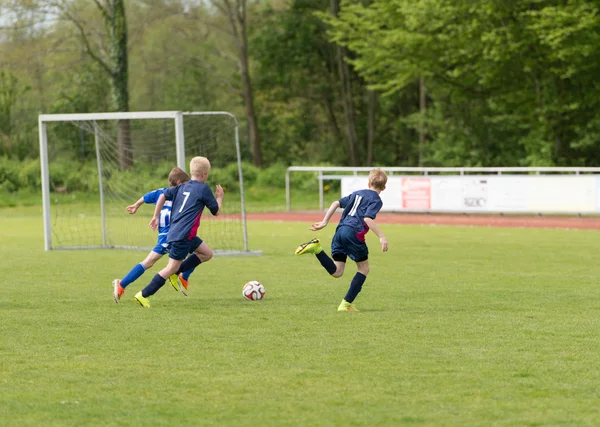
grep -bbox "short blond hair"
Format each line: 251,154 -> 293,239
368,168 -> 387,191
168,167 -> 190,187
190,156 -> 211,177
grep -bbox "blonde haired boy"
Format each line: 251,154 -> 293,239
135,156 -> 224,307
112,167 -> 194,303
295,168 -> 389,311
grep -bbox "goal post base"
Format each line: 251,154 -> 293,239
51,246 -> 262,256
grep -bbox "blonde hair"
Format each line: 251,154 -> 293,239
189,156 -> 211,177
168,167 -> 190,187
368,168 -> 387,191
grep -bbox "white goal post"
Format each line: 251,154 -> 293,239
39,111 -> 259,255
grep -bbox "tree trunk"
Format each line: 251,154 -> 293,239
331,0 -> 359,166
239,42 -> 262,167
418,76 -> 426,167
109,0 -> 133,169
323,90 -> 342,142
367,89 -> 375,165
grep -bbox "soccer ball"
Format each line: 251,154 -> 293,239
242,281 -> 265,301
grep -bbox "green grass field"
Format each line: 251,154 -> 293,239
2,206 -> 600,426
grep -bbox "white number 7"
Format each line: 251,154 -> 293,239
179,191 -> 190,213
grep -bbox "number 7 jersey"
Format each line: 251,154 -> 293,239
162,180 -> 220,242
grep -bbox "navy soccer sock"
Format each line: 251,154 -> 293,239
177,254 -> 202,275
121,263 -> 146,288
315,251 -> 337,275
141,273 -> 167,298
344,272 -> 367,303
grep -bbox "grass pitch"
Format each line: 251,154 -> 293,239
1,207 -> 600,426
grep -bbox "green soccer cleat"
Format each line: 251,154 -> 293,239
295,238 -> 322,255
337,300 -> 359,312
134,291 -> 151,308
168,274 -> 182,293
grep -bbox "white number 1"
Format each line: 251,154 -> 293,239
179,191 -> 190,213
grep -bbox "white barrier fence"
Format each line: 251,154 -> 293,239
285,166 -> 600,214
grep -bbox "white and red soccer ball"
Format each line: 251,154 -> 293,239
242,281 -> 265,301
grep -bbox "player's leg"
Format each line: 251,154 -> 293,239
296,232 -> 345,278
338,259 -> 368,312
174,238 -> 208,295
115,237 -> 168,303
331,254 -> 347,278
338,232 -> 369,312
135,242 -> 186,307
113,250 -> 163,303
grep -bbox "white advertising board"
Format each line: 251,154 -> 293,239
340,175 -> 600,214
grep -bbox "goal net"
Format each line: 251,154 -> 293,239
39,111 -> 257,255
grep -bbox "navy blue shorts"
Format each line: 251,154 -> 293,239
168,236 -> 203,261
331,225 -> 369,263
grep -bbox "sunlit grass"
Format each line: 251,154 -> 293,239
1,209 -> 600,425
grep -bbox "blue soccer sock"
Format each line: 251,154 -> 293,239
177,254 -> 202,274
141,273 -> 167,298
181,268 -> 195,281
121,263 -> 146,288
315,251 -> 337,275
344,272 -> 367,303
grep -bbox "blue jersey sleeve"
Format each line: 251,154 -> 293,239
143,188 -> 166,204
339,194 -> 353,209
203,186 -> 219,216
364,198 -> 383,219
162,186 -> 178,201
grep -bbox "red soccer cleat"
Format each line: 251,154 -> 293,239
178,273 -> 189,296
113,279 -> 125,304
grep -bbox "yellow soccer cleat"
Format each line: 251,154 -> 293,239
178,273 -> 189,296
295,238 -> 322,255
168,274 -> 181,293
134,291 -> 151,308
337,300 -> 359,312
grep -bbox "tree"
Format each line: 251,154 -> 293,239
71,0 -> 132,169
20,0 -> 134,168
186,0 -> 262,166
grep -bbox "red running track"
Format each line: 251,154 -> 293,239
238,211 -> 600,230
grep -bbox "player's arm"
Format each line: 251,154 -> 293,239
149,194 -> 166,230
130,189 -> 164,214
364,217 -> 388,252
126,197 -> 144,214
214,185 -> 224,216
310,200 -> 340,231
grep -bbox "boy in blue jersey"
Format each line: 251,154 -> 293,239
112,167 -> 196,303
135,156 -> 224,308
295,168 -> 389,312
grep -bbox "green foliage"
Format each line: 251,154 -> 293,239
326,0 -> 600,166
4,0 -> 600,167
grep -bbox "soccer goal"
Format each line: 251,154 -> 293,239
38,111 -> 259,256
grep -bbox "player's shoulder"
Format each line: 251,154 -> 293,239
144,187 -> 167,202
147,187 -> 167,194
358,188 -> 381,199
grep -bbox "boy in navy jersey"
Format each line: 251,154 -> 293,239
112,167 -> 196,303
295,168 -> 389,311
135,156 -> 224,308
